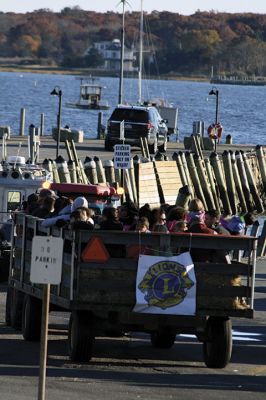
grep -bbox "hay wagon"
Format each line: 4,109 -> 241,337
6,213 -> 257,368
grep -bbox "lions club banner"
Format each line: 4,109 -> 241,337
133,252 -> 196,315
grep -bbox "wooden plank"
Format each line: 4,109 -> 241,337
196,309 -> 253,318
79,279 -> 135,292
137,162 -> 160,208
195,262 -> 250,275
154,160 -> 182,204
197,285 -> 251,297
76,291 -> 136,304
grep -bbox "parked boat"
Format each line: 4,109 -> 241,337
116,0 -> 178,135
137,0 -> 178,134
66,77 -> 110,110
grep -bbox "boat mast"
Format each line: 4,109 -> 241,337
138,0 -> 144,104
118,0 -> 127,105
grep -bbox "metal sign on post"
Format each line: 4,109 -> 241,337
30,236 -> 63,284
119,120 -> 125,141
114,144 -> 131,169
30,236 -> 63,400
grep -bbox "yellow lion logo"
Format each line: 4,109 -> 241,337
138,260 -> 194,309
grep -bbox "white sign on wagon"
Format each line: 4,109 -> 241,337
114,144 -> 131,169
30,236 -> 64,284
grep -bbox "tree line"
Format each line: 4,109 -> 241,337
1,7 -> 266,77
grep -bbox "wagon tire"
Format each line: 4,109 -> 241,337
22,295 -> 42,341
203,316 -> 232,368
68,311 -> 95,362
10,288 -> 24,330
151,331 -> 176,349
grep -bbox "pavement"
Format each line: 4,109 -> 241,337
3,135 -> 258,163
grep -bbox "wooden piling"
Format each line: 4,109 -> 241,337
79,159 -> 88,184
235,151 -> 253,211
114,167 -> 121,186
209,152 -> 231,215
175,185 -> 192,208
230,151 -> 248,214
56,155 -> 71,183
204,158 -> 221,212
193,154 -> 216,210
51,161 -> 60,183
180,151 -> 195,197
67,159 -> 77,183
124,168 -> 134,203
94,156 -> 106,183
241,151 -> 264,213
256,145 -> 266,191
103,160 -> 115,184
172,152 -> 187,186
19,108 -> 25,136
40,113 -> 45,136
185,152 -> 207,209
97,112 -> 103,139
84,157 -> 98,184
191,134 -> 203,158
222,150 -> 238,215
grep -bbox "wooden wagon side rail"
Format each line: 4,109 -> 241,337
11,214 -> 257,318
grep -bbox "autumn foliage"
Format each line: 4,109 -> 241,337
1,7 -> 266,76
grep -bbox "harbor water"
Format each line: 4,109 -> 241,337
0,71 -> 266,145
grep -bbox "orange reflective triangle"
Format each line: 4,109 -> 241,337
81,236 -> 110,263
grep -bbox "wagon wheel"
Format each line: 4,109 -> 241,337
203,316 -> 232,368
10,287 -> 24,330
68,311 -> 95,362
150,331 -> 176,349
22,294 -> 42,341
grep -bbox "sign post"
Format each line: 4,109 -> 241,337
30,236 -> 63,400
119,120 -> 125,141
114,143 -> 131,200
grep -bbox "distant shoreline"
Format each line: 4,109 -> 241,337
0,65 -> 208,82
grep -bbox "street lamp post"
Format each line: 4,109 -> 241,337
208,87 -> 219,151
209,87 -> 219,125
50,87 -> 62,158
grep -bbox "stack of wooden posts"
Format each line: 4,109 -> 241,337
42,142 -> 266,217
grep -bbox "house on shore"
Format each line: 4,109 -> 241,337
84,39 -> 136,72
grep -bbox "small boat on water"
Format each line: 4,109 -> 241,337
66,77 -> 110,110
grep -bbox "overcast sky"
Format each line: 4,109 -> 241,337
1,0 -> 266,14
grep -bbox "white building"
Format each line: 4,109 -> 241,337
85,39 -> 136,72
